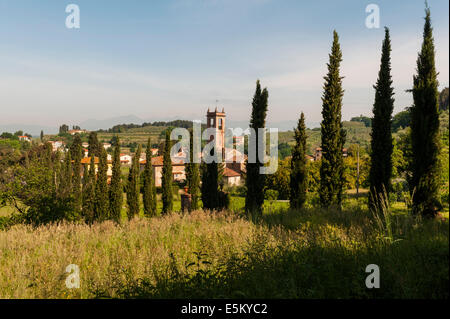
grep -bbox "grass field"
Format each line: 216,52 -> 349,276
0,198 -> 448,299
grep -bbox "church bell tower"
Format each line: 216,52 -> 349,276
206,107 -> 226,161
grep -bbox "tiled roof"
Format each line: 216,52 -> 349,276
81,157 -> 99,164
223,167 -> 241,177
140,156 -> 185,166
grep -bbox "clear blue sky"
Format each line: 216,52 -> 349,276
0,0 -> 448,127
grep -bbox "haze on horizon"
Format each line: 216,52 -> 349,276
0,0 -> 448,130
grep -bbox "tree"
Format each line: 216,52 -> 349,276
0,154 -> 74,225
266,158 -> 290,200
59,124 -> 69,135
82,156 -> 96,223
88,132 -> 102,157
369,27 -> 395,211
70,134 -> 83,215
392,108 -> 411,132
350,115 -> 372,127
245,80 -> 269,215
40,130 -> 44,141
59,152 -> 73,198
143,138 -> 157,217
94,148 -> 109,221
410,6 -> 441,217
201,160 -> 220,210
161,130 -> 173,214
126,145 -> 141,219
109,136 -> 123,222
290,112 -> 308,209
186,130 -> 200,211
319,31 -> 346,208
439,87 -> 449,111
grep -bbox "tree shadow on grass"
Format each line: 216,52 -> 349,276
94,222 -> 449,299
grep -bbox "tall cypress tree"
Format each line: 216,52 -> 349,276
94,148 -> 109,221
109,136 -> 123,222
319,31 -> 346,209
60,151 -> 73,197
88,132 -> 101,157
143,138 -> 157,217
161,130 -> 173,214
70,134 -> 83,216
369,27 -> 395,211
127,145 -> 141,219
410,6 -> 441,217
290,112 -> 308,210
82,156 -> 96,223
201,157 -> 220,210
186,129 -> 200,211
245,80 -> 269,215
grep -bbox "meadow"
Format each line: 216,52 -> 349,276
0,196 -> 448,299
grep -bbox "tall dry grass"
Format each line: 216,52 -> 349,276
0,208 -> 448,299
0,211 -> 276,298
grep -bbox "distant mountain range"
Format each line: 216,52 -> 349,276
0,115 -> 321,137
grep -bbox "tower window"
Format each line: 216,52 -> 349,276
219,118 -> 223,130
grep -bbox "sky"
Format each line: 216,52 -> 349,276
0,0 -> 448,129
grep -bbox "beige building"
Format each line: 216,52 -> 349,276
140,156 -> 186,187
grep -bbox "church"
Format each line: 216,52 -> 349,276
141,108 -> 246,187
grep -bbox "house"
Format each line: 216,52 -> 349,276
82,142 -> 89,148
83,148 -> 89,158
48,140 -> 65,152
18,135 -> 31,142
120,154 -> 132,165
314,147 -> 348,161
223,167 -> 241,186
314,147 -> 323,161
102,143 -> 112,150
151,148 -> 159,156
68,129 -> 87,135
80,157 -> 113,181
139,156 -> 186,187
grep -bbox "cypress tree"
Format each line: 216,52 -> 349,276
319,31 -> 346,209
186,129 -> 200,211
52,151 -> 61,191
143,138 -> 157,217
410,6 -> 441,217
369,27 -> 395,211
94,148 -> 109,221
88,132 -> 101,157
127,145 -> 141,219
245,80 -> 269,215
201,158 -> 220,210
59,151 -> 73,197
161,130 -> 173,214
40,130 -> 44,142
109,136 -> 123,222
70,135 -> 83,216
82,156 -> 96,223
290,112 -> 308,210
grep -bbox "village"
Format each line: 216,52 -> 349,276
34,108 -> 351,189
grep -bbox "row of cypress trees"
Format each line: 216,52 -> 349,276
369,6 -> 441,217
248,6 -> 442,218
62,132 -> 158,223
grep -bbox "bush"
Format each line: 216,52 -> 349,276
265,189 -> 279,201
